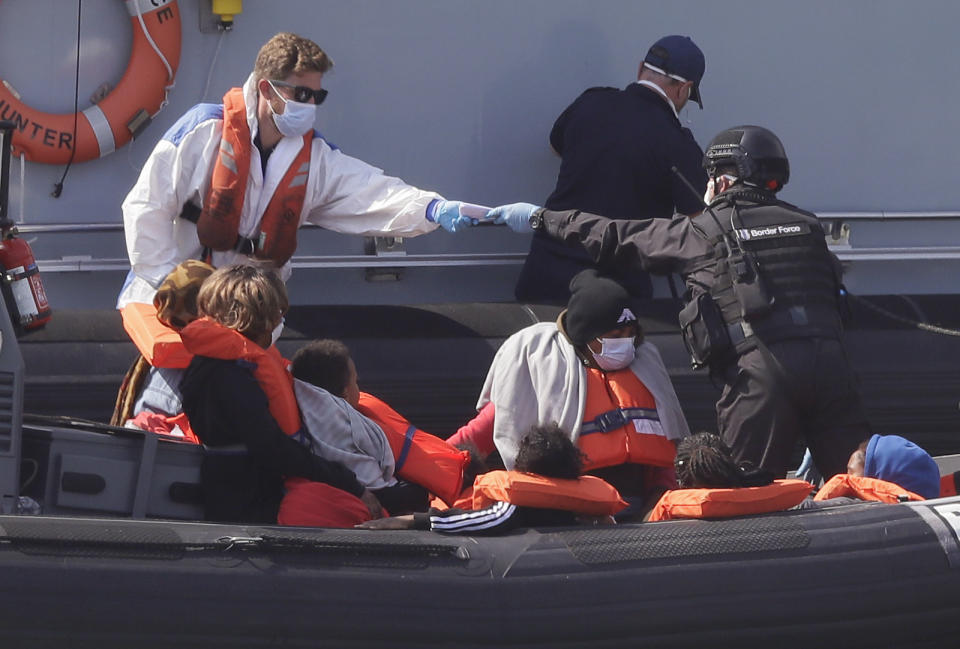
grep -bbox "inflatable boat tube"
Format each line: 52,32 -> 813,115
0,498 -> 957,647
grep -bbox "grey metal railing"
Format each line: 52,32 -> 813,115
18,211 -> 960,272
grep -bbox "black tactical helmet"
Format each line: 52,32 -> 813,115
703,125 -> 790,192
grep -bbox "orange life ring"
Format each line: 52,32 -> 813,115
0,0 -> 181,165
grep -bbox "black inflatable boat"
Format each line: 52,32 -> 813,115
0,495 -> 958,648
1,296 -> 959,647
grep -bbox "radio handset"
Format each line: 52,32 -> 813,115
670,168 -> 774,320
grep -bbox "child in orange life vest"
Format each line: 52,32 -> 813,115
813,434 -> 940,503
357,423 -> 626,534
291,339 -> 474,512
178,265 -> 383,525
291,339 -> 432,514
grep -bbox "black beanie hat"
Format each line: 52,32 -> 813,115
563,270 -> 637,346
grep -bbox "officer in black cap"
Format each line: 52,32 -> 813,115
490,125 -> 872,479
514,35 -> 708,305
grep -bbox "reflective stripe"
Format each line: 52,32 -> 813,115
219,139 -> 238,174
125,0 -> 174,17
395,424 -> 416,471
580,407 -> 660,435
430,501 -> 518,533
219,150 -> 238,175
81,104 -> 115,157
631,418 -> 665,437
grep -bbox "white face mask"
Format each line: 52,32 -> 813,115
267,81 -> 317,138
590,337 -> 636,371
270,317 -> 285,347
704,174 -> 739,203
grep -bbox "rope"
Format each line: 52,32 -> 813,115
134,0 -> 176,117
847,292 -> 960,337
201,29 -> 226,102
51,0 -> 82,198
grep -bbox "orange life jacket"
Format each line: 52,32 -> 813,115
814,474 -> 925,503
941,472 -> 959,498
431,484 -> 475,511
179,317 -> 301,436
196,87 -> 311,265
277,479 -> 374,528
120,302 -> 193,369
578,367 -> 677,471
472,470 -> 628,516
648,479 -> 813,522
355,392 -> 469,507
119,302 -> 199,442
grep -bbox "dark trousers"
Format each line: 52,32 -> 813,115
716,337 -> 872,479
514,233 -> 653,304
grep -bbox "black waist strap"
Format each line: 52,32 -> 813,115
180,201 -> 201,224
728,305 -> 842,351
179,201 -> 257,256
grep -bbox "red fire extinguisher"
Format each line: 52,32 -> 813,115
0,121 -> 51,331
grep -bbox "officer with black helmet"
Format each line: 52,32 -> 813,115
488,125 -> 872,479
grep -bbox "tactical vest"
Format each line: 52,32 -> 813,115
691,189 -> 844,352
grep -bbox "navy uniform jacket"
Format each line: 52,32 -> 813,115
516,83 -> 707,303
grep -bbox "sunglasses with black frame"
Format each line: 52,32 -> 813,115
269,79 -> 328,105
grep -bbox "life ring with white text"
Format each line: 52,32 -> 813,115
0,0 -> 181,165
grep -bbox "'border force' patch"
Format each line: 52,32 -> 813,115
737,222 -> 811,241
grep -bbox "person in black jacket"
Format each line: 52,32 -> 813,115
179,264 -> 382,524
515,35 -> 708,304
490,125 -> 872,479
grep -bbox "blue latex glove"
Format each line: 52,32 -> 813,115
487,202 -> 540,233
427,200 -> 474,233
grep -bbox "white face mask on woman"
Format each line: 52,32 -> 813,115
267,81 -> 317,138
590,336 -> 636,371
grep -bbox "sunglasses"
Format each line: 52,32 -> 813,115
269,80 -> 328,105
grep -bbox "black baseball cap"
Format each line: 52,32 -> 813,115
643,35 -> 705,109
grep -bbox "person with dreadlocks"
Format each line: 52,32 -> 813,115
647,432 -> 813,521
357,424 -> 627,534
674,431 -> 755,489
